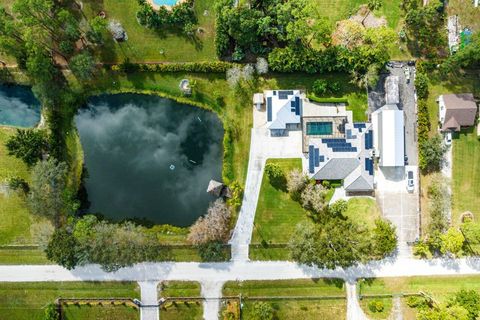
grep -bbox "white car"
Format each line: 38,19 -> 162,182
404,67 -> 410,83
444,132 -> 452,146
406,170 -> 414,193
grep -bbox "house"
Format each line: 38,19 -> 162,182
371,104 -> 405,167
438,93 -> 478,132
258,89 -> 375,194
302,103 -> 374,195
264,90 -> 302,136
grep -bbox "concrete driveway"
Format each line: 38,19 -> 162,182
375,166 -> 419,257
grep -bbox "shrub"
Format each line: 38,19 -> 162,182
368,300 -> 385,313
226,181 -> 243,210
449,289 -> 480,319
415,72 -> 429,99
188,199 -> 231,245
312,79 -> 328,95
287,169 -> 308,197
8,176 -> 29,193
300,183 -> 327,214
419,135 -> 447,173
197,241 -> 228,262
250,302 -> 274,320
5,129 -> 49,167
406,295 -> 430,309
371,219 -> 397,259
265,162 -> 286,191
255,57 -> 269,74
44,303 -> 59,320
417,100 -> 430,145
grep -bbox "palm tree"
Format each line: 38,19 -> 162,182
362,0 -> 383,27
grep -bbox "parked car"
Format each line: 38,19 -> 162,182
404,155 -> 409,165
444,131 -> 452,146
406,170 -> 414,193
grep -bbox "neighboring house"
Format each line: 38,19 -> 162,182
371,104 -> 405,167
438,93 -> 478,132
265,90 -> 302,136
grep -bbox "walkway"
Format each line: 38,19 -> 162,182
229,107 -> 303,261
138,281 -> 159,320
346,281 -> 368,320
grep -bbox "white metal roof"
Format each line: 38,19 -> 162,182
265,90 -> 301,130
378,106 -> 404,167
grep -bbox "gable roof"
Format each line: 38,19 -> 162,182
312,158 -> 359,180
345,175 -> 373,191
441,93 -> 477,131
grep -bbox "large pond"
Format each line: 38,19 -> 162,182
76,94 -> 224,226
0,85 -> 41,127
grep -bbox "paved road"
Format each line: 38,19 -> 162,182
5,257 -> 480,319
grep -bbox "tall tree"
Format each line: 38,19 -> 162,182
5,129 -> 48,166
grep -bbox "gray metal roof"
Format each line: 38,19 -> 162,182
312,158 -> 359,180
345,175 -> 373,191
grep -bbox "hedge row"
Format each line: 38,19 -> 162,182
108,61 -> 238,73
307,95 -> 349,104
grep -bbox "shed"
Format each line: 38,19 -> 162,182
253,93 -> 264,111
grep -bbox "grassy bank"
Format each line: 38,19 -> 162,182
0,282 -> 139,320
223,279 -> 346,320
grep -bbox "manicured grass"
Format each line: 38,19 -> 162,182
0,282 -> 139,320
160,281 -> 201,297
359,276 -> 480,299
160,301 -> 203,320
224,279 -> 346,320
343,197 -> 381,230
249,246 -> 290,261
81,0 -> 216,63
63,305 -> 139,320
159,281 -> 202,320
359,276 -> 480,319
251,159 -> 307,245
0,248 -> 51,264
0,127 -> 53,246
452,128 -> 480,223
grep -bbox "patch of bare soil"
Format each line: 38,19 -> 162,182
350,5 -> 387,28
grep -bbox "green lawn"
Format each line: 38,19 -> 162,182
421,74 -> 480,230
251,159 -> 307,245
81,0 -> 216,63
343,197 -> 381,230
0,282 -> 139,320
452,128 -> 480,223
63,305 -> 139,320
223,279 -> 346,320
160,281 -> 201,297
359,276 -> 480,320
159,281 -> 202,320
0,126 -> 52,246
359,297 -> 393,320
0,248 -> 51,264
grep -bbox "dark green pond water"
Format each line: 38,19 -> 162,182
76,94 -> 223,226
0,85 -> 41,127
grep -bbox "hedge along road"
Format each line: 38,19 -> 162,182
4,258 -> 480,319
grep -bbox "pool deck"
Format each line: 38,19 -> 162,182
146,0 -> 187,11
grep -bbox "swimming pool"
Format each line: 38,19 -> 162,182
152,0 -> 180,6
307,122 -> 333,135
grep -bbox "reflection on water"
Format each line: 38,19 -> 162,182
76,94 -> 223,226
0,85 -> 40,127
